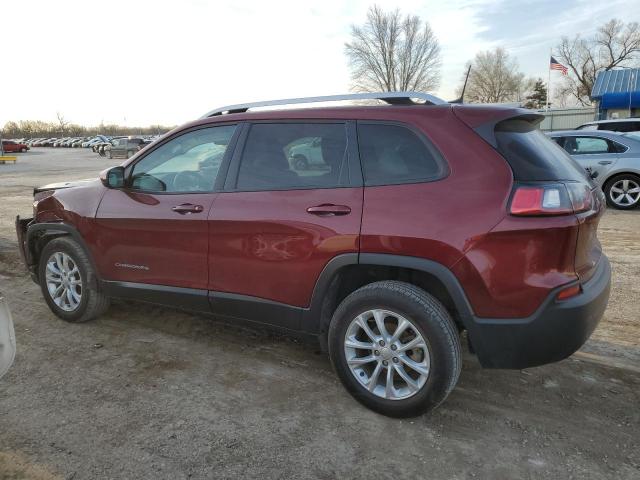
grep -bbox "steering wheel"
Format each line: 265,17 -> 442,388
173,171 -> 205,192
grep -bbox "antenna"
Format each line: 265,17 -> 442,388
450,65 -> 472,104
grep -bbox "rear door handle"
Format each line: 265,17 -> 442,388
172,203 -> 204,214
598,160 -> 612,165
306,204 -> 351,216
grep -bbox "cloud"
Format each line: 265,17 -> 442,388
1,0 -> 638,127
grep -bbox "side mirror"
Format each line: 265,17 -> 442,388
0,296 -> 16,379
100,166 -> 125,188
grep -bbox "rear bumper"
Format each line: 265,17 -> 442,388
467,254 -> 611,369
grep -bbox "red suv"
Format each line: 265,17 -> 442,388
16,92 -> 611,417
2,140 -> 29,153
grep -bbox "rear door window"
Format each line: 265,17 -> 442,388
569,137 -> 610,154
357,123 -> 447,186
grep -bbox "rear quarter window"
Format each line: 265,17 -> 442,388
494,119 -> 590,182
357,123 -> 447,186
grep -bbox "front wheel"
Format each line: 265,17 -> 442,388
38,237 -> 110,323
328,281 -> 461,417
604,174 -> 640,209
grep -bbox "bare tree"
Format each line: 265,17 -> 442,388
56,112 -> 69,136
461,48 -> 529,103
555,19 -> 640,106
345,5 -> 441,92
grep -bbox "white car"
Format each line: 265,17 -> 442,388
0,296 -> 15,378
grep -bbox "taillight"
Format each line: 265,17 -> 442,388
510,182 -> 593,216
565,182 -> 593,212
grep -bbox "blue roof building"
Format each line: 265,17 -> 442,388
591,68 -> 640,119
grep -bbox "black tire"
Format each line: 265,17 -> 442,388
38,237 -> 109,323
603,173 -> 640,210
293,155 -> 309,170
328,281 -> 461,418
107,149 -> 112,159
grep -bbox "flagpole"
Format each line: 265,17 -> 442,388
546,48 -> 551,111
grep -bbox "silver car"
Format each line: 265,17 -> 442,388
547,130 -> 640,210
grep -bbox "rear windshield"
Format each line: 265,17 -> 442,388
495,119 -> 590,182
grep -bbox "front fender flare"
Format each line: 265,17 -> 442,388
25,222 -> 100,288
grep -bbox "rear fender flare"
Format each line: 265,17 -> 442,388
306,253 -> 477,340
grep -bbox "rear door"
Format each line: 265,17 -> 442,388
207,121 -> 363,329
110,138 -> 124,157
94,124 -> 239,291
561,135 -> 619,179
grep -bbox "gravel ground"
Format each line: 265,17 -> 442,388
0,148 -> 639,480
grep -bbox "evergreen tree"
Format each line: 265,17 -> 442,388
524,79 -> 548,109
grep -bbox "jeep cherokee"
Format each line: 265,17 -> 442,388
16,92 -> 611,417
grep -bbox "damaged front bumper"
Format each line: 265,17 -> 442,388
15,216 -> 37,282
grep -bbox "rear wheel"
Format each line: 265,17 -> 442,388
38,237 -> 109,323
604,174 -> 640,209
293,154 -> 309,170
107,149 -> 112,159
328,281 -> 461,417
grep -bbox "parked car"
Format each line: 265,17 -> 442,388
576,118 -> 640,132
108,137 -> 151,159
286,137 -> 326,170
0,295 -> 15,379
547,130 -> 640,209
16,92 -> 610,417
1,140 -> 29,153
82,136 -> 110,148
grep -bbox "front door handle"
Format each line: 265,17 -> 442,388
306,204 -> 351,216
598,160 -> 612,165
172,203 -> 204,214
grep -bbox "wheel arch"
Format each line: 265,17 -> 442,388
26,222 -> 100,288
602,170 -> 640,187
307,253 -> 476,349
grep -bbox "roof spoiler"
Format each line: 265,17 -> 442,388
453,106 -> 544,148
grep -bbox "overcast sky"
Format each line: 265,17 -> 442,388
2,0 -> 638,127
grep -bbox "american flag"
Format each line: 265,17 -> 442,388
550,56 -> 568,75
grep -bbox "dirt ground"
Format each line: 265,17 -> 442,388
0,148 -> 639,480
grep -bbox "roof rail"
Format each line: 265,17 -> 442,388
201,91 -> 446,118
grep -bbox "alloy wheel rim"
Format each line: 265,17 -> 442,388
610,179 -> 640,207
344,309 -> 430,400
46,252 -> 82,312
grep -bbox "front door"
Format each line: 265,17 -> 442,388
207,121 -> 363,329
94,124 -> 239,291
